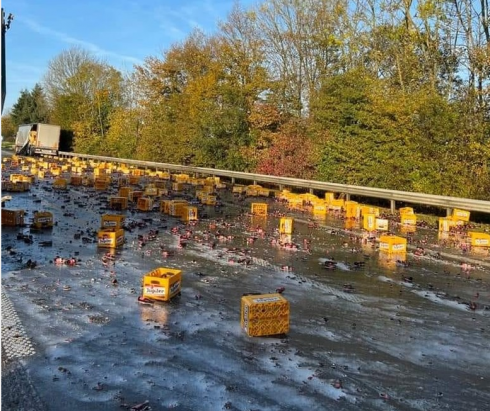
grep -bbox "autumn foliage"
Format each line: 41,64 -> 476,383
6,1 -> 490,199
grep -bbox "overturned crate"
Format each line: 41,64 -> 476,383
142,267 -> 182,302
241,293 -> 290,337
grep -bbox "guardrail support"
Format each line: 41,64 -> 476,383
446,208 -> 453,217
390,200 -> 395,213
345,193 -> 350,201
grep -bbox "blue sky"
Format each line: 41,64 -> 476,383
2,0 -> 257,113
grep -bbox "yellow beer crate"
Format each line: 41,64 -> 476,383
97,228 -> 124,248
131,168 -> 145,177
53,178 -> 68,190
452,209 -> 470,222
129,190 -> 144,202
363,213 -> 376,231
181,206 -> 198,222
241,293 -> 290,337
399,207 -> 414,215
173,173 -> 190,183
251,203 -> 268,217
169,200 -> 188,217
232,184 -> 246,194
360,205 -> 380,216
288,197 -> 304,209
172,182 -> 184,192
468,232 -> 490,247
70,175 -> 83,186
94,178 -> 110,191
313,201 -> 328,214
345,201 -> 360,219
439,217 -> 457,232
324,192 -> 335,204
258,188 -> 270,197
160,200 -> 172,214
142,267 -> 182,302
379,235 -> 407,253
1,209 -> 25,226
400,214 -> 417,226
202,194 -> 217,206
144,185 -> 159,197
137,197 -> 153,211
129,175 -> 141,185
109,197 -> 128,210
31,211 -> 54,229
375,218 -> 389,231
100,214 -> 125,229
246,185 -> 262,197
118,187 -> 132,198
279,217 -> 293,234
328,198 -> 344,211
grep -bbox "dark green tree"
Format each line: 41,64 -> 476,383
10,83 -> 49,126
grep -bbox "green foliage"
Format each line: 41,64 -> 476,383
1,114 -> 17,139
10,2 -> 487,200
10,84 -> 49,126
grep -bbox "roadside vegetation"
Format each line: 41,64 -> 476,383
2,0 -> 489,200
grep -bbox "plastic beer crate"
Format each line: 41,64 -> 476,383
142,267 -> 182,302
379,235 -> 407,253
279,217 -> 293,234
251,203 -> 268,216
97,228 -> 124,248
241,293 -> 290,337
100,214 -> 125,229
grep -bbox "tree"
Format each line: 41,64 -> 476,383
1,113 -> 16,139
44,47 -> 124,154
10,83 -> 49,126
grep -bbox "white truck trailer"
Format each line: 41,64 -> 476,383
15,123 -> 61,156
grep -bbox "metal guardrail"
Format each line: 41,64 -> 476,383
58,152 -> 490,214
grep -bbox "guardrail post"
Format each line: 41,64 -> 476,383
231,177 -> 235,184
345,193 -> 350,201
390,200 -> 395,213
446,208 -> 452,217
309,188 -> 314,194
253,180 -> 257,185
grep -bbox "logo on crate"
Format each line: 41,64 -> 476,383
98,237 -> 113,244
170,281 -> 181,296
103,221 -> 118,227
474,239 -> 489,246
145,286 -> 165,295
116,235 -> 124,245
392,244 -> 406,251
253,296 -> 281,303
36,217 -> 52,223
